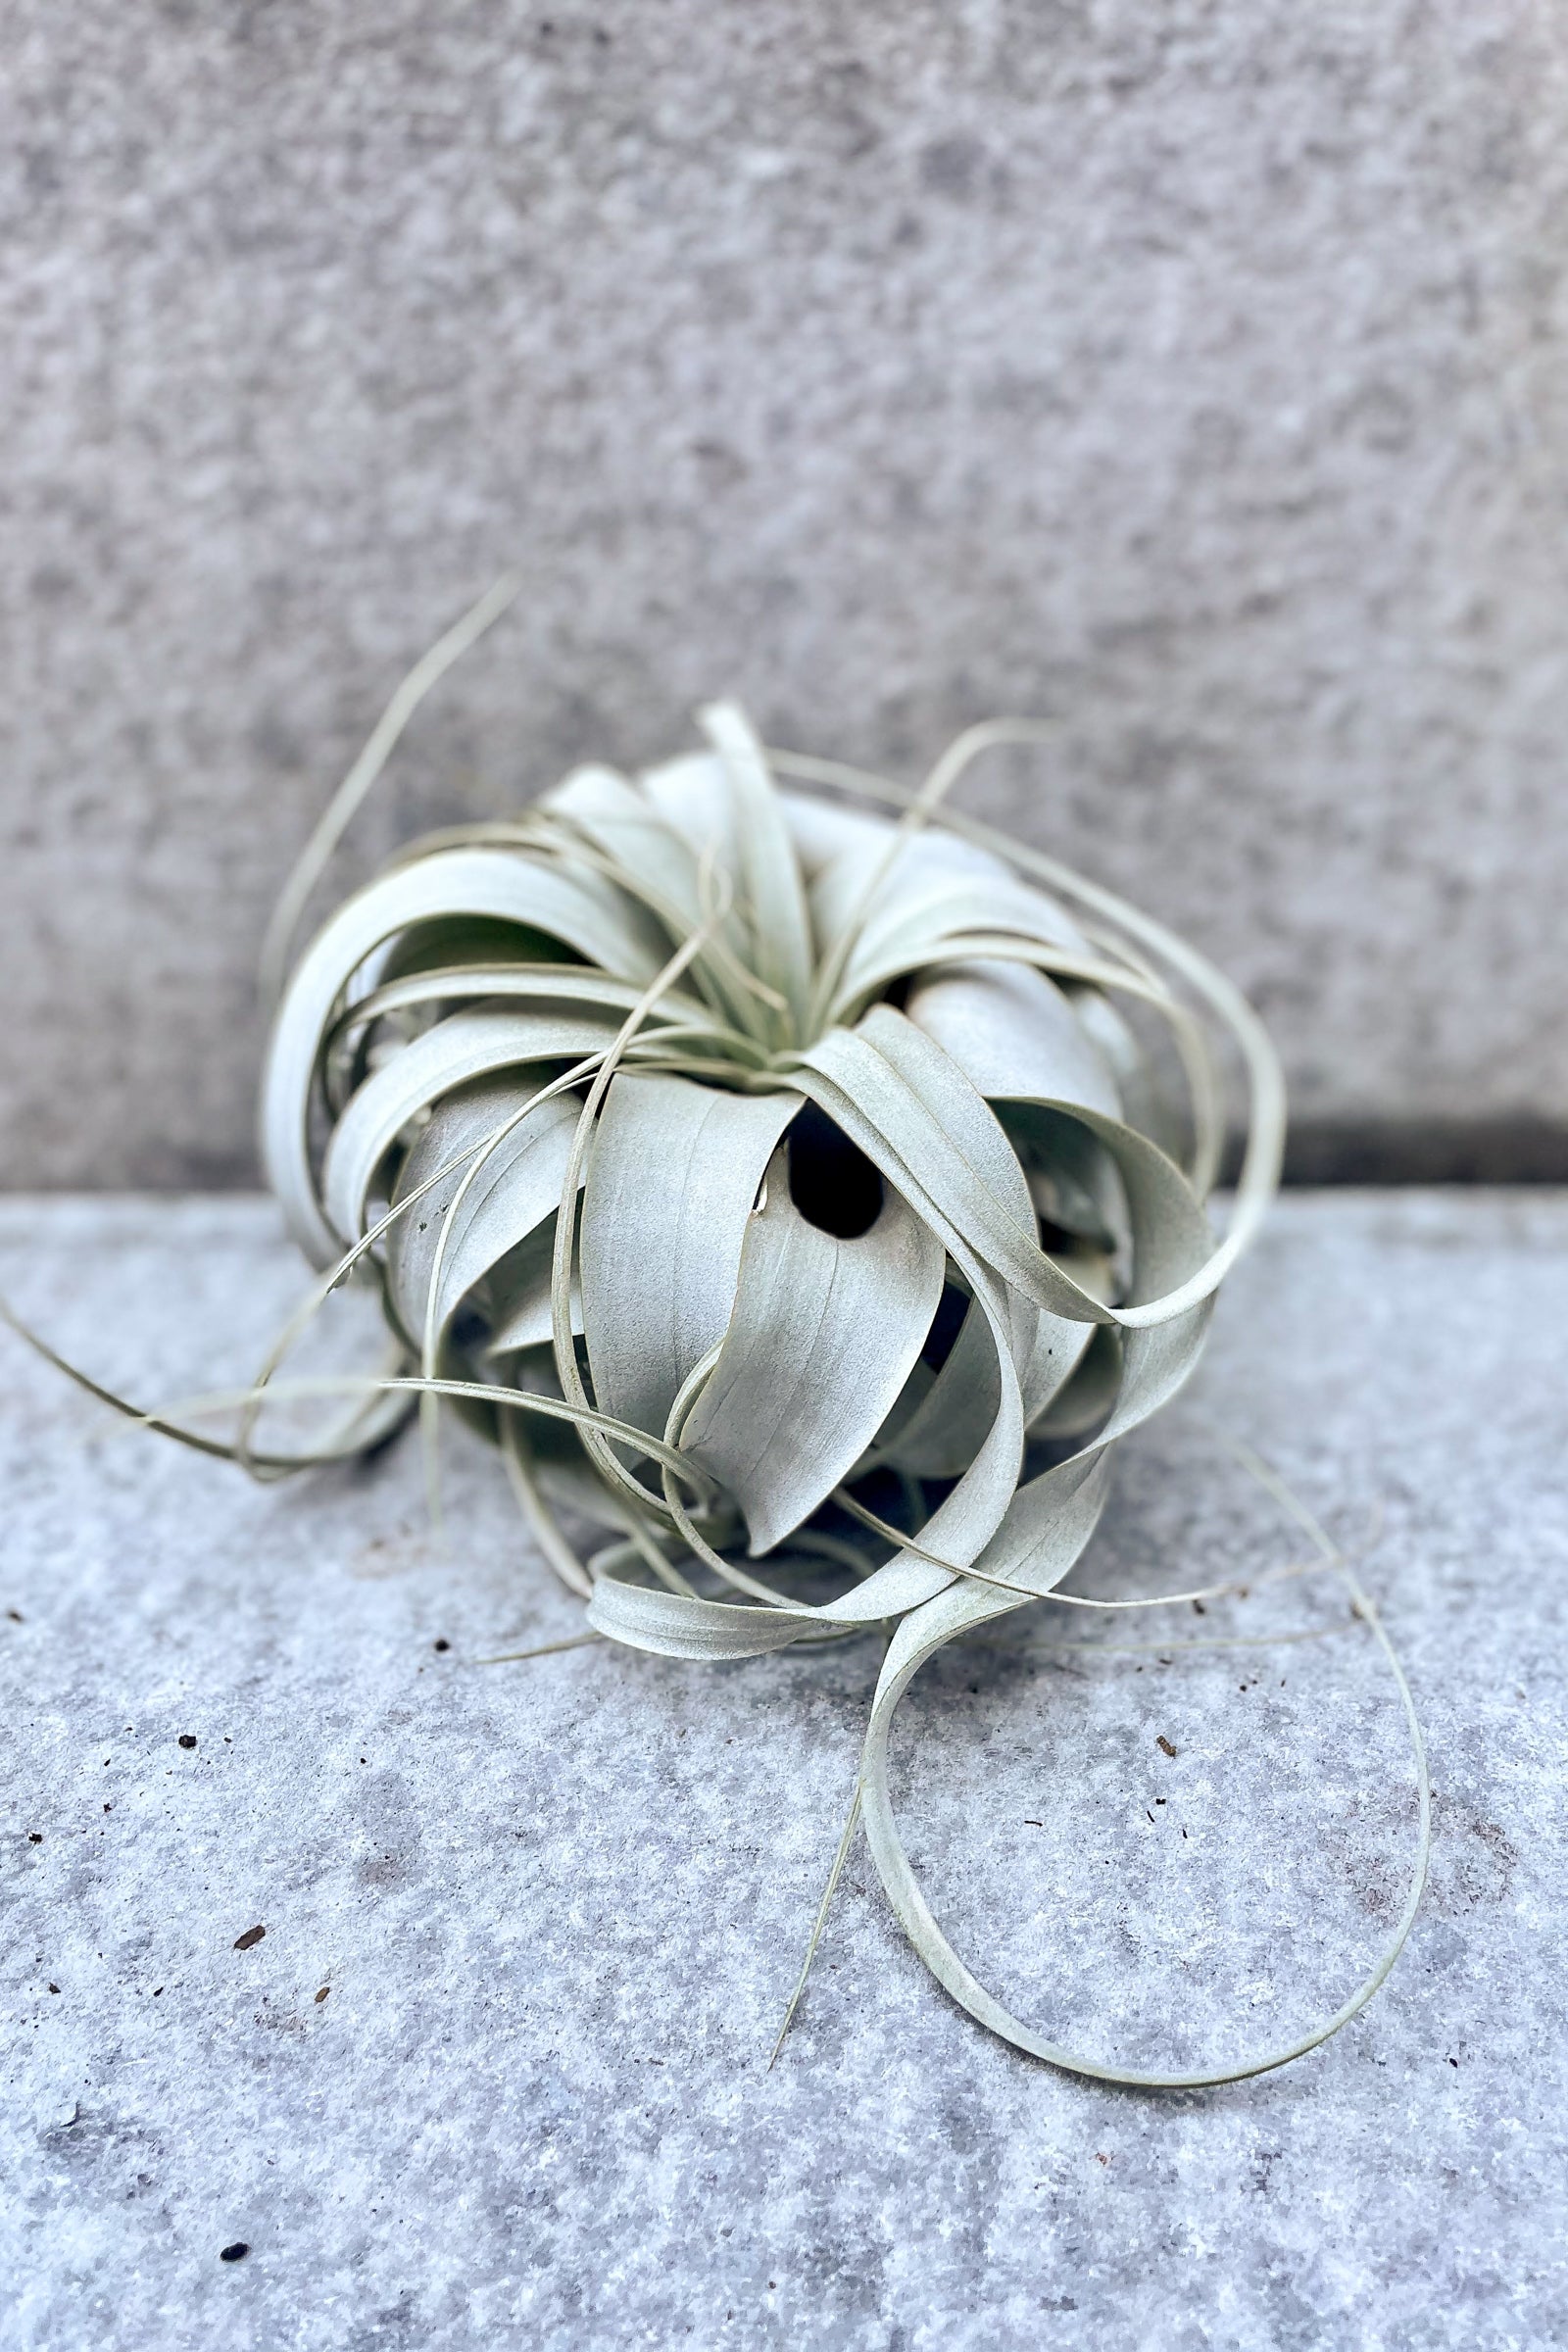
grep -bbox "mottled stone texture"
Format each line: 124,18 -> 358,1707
1,1191 -> 1565,2347
1,4 -> 1566,1184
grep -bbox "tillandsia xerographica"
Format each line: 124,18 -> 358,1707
6,583 -> 1428,2085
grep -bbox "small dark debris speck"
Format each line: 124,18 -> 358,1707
433,1639 -> 450,1653
233,1926 -> 266,1952
1448,2056 -> 1458,2068
28,1832 -> 42,1843
220,2242 -> 250,2263
1024,1818 -> 1043,1827
315,1986 -> 330,2004
47,1983 -> 60,1994
6,1609 -> 22,1623
178,1735 -> 197,1750
1156,1736 -> 1177,1758
153,1987 -> 164,1996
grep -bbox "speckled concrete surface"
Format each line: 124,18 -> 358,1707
2,1191 -> 1565,2349
3,4 -> 1568,1184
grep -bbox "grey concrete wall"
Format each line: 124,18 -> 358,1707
2,0 -> 1566,1187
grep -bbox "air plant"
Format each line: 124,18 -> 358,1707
7,584 -> 1428,2085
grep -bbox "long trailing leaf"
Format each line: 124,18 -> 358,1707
259,574 -> 522,1003
853,1448 -> 1429,2089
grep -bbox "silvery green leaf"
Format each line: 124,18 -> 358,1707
485,1235 -> 583,1354
790,805 -> 1025,956
997,1103 -> 1127,1251
264,847 -> 668,1266
1065,984 -> 1183,1160
640,751 -> 743,880
682,1137 -> 946,1555
586,1576 -> 810,1662
799,1011 -> 1107,1327
329,960 -> 706,1046
773,1068 -> 1037,1616
831,873 -> 1093,1023
383,1077 -> 581,1359
543,765 -> 706,922
1028,1323 -> 1123,1439
579,1071 -> 800,1446
906,960 -> 1121,1120
321,1005 -> 621,1250
876,1288 -> 1003,1480
880,1280 -> 1094,1478
699,703 -> 815,1041
814,1004 -> 1231,1335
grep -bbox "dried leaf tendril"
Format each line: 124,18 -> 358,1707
1,582 -> 1428,2085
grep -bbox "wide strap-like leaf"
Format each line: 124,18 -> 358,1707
681,1139 -> 946,1555
585,1578 -> 808,1661
906,960 -> 1121,1119
321,1005 -> 621,1249
699,704 -> 815,1043
832,873 -> 1093,1023
578,1071 -> 800,1446
264,847 -> 669,1265
879,1283 -> 1094,1479
383,1078 -> 581,1360
799,1011 -> 1106,1327
780,1074 -> 1032,1620
809,1005 -> 1231,1334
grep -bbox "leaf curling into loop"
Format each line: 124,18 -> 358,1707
813,1005 -> 1232,1336
777,1067 -> 1035,1619
263,848 -> 670,1268
853,1446 -> 1430,2090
